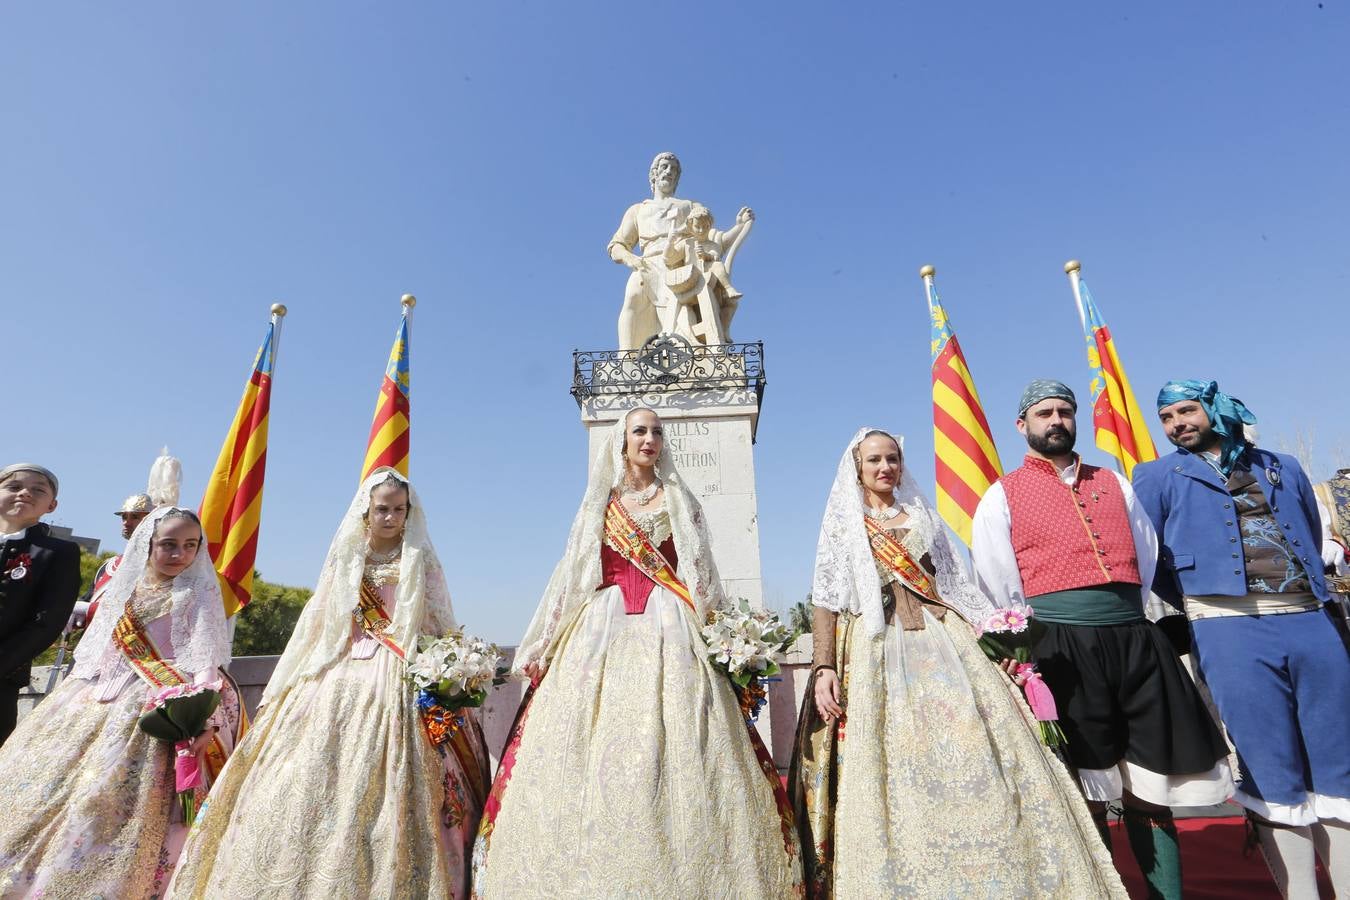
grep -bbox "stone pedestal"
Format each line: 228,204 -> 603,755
573,337 -> 767,606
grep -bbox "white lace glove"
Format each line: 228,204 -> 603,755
1323,540 -> 1346,570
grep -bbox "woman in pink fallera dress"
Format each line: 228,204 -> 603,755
0,507 -> 244,897
170,469 -> 490,899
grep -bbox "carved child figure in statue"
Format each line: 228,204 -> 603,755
662,203 -> 745,345
607,152 -> 754,350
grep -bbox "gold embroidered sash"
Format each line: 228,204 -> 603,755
112,605 -> 189,689
603,496 -> 697,616
864,516 -> 939,602
356,577 -> 406,660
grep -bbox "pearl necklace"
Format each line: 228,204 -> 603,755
865,505 -> 901,522
621,477 -> 661,507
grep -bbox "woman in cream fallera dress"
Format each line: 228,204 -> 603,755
788,429 -> 1125,898
0,507 -> 244,898
169,470 -> 490,900
471,408 -> 802,898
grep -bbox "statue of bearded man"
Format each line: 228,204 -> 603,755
606,152 -> 755,350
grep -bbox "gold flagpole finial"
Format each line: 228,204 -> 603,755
919,264 -> 936,279
1064,260 -> 1082,275
270,303 -> 288,317
400,294 -> 417,309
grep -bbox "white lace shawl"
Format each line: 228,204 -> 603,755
71,506 -> 231,683
515,408 -> 727,673
262,469 -> 457,704
811,428 -> 996,637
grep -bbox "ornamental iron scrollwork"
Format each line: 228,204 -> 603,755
571,337 -> 765,409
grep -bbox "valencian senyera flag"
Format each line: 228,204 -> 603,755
1073,279 -> 1157,477
361,309 -> 411,480
925,277 -> 1003,545
200,317 -> 280,616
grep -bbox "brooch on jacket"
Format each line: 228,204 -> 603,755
4,553 -> 31,581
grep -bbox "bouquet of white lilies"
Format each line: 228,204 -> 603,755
702,599 -> 795,687
406,628 -> 506,709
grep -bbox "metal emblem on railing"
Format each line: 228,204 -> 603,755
637,334 -> 695,385
571,338 -> 765,408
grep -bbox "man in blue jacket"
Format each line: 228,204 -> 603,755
1133,380 -> 1349,898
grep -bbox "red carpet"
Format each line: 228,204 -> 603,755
1108,816 -> 1334,898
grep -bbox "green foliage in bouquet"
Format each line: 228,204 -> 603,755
407,629 -> 507,711
138,689 -> 221,742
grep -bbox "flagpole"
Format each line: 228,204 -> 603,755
919,264 -> 937,311
401,293 -> 416,324
269,302 -> 288,372
1064,259 -> 1087,330
1064,261 -> 1125,475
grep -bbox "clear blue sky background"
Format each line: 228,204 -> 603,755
5,2 -> 1347,643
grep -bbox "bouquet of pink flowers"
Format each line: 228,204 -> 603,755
975,606 -> 1067,748
139,680 -> 222,823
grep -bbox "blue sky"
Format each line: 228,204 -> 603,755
5,2 -> 1347,643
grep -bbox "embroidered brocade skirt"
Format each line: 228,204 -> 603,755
471,585 -> 803,898
168,648 -> 490,900
789,608 -> 1126,899
0,672 -> 239,899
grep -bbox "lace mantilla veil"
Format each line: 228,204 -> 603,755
262,468 -> 457,704
71,505 -> 231,682
811,427 -> 995,637
514,407 -> 727,673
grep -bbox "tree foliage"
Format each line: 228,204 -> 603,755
232,574 -> 311,657
787,596 -> 813,639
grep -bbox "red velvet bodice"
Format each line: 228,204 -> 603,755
599,536 -> 678,614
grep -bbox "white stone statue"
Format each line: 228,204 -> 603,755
607,152 -> 755,350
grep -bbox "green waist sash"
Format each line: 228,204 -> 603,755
1028,583 -> 1145,626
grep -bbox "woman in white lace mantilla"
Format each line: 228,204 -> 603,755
0,506 -> 243,898
787,429 -> 1125,898
471,408 -> 803,898
169,469 -> 490,900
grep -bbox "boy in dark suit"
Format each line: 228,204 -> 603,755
0,464 -> 81,744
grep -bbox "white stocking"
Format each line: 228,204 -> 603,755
1311,819 -> 1350,897
1256,824 -> 1318,900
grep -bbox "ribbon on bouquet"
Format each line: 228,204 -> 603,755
175,739 -> 204,794
1013,662 -> 1059,722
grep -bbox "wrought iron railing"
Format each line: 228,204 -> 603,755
571,335 -> 765,407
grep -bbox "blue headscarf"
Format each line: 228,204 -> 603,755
1156,379 -> 1256,476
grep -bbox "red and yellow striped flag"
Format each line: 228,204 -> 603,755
200,310 -> 283,616
1068,265 -> 1157,477
924,268 -> 1003,545
361,300 -> 412,479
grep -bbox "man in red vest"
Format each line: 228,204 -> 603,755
972,379 -> 1232,900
